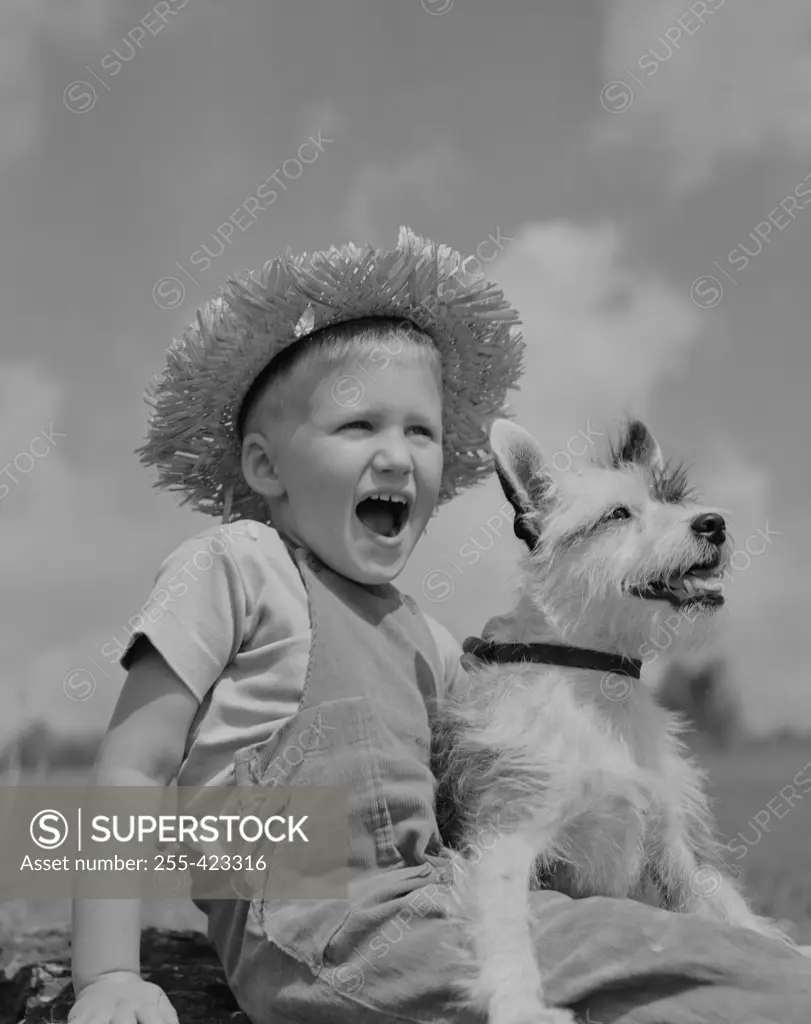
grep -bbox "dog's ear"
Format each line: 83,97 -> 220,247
489,419 -> 552,551
616,420 -> 664,474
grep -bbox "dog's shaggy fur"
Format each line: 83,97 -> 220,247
432,417 -> 794,1024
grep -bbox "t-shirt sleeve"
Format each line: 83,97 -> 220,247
119,527 -> 248,702
423,614 -> 470,703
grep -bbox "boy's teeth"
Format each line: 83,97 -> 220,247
355,493 -> 410,538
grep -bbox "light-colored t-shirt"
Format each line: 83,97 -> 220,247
121,521 -> 467,787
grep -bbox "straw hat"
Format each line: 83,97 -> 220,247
138,226 -> 525,524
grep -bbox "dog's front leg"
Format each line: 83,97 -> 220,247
650,751 -> 792,947
457,827 -> 575,1024
654,811 -> 793,947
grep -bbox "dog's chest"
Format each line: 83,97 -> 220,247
492,667 -> 674,894
598,688 -> 668,773
501,663 -> 669,772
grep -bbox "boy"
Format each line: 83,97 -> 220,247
69,228 -> 811,1024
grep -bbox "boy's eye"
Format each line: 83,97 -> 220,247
339,422 -> 437,438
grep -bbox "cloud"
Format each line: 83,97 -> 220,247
344,142 -> 467,244
494,220 -> 705,437
0,361 -> 140,585
0,0 -> 113,176
0,359 -> 188,612
0,357 -> 203,742
597,0 -> 811,192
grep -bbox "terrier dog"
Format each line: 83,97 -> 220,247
432,417 -> 793,1024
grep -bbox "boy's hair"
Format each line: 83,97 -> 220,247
237,317 -> 443,438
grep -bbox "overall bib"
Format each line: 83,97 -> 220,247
205,541 -> 811,1024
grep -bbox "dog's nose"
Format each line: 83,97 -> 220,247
691,512 -> 726,546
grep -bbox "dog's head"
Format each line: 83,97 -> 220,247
490,417 -> 731,657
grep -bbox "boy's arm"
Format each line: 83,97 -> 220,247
423,614 -> 470,703
71,526 -> 251,1021
71,642 -> 200,995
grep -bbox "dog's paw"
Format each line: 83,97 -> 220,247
488,992 -> 576,1024
493,1011 -> 576,1024
538,1011 -> 577,1024
536,1007 -> 577,1024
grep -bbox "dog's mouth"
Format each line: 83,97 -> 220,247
354,494 -> 412,539
630,556 -> 726,609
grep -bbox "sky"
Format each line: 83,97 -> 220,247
1,0 -> 810,746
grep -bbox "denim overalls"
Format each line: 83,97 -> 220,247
202,540 -> 811,1024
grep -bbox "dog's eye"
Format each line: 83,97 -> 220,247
608,506 -> 631,520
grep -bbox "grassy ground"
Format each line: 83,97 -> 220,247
701,735 -> 811,942
2,736 -> 810,950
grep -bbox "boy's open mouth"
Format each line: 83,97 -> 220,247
355,493 -> 411,539
629,557 -> 726,609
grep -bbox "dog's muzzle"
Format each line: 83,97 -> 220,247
629,554 -> 726,609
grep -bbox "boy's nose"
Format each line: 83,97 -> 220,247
373,436 -> 412,472
690,512 -> 726,546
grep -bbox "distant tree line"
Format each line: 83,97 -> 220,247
0,720 -> 102,774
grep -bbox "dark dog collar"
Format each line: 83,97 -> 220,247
464,638 -> 642,679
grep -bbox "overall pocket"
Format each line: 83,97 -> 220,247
232,696 -> 401,972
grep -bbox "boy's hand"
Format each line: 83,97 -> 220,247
68,972 -> 179,1024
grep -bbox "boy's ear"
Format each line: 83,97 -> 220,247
241,432 -> 286,499
489,418 -> 553,552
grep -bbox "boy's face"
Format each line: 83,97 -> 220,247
244,350 -> 444,585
